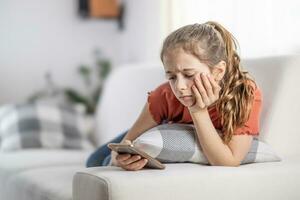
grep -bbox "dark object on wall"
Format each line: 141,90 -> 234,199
78,0 -> 125,30
78,0 -> 89,17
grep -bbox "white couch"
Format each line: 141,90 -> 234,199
1,55 -> 300,200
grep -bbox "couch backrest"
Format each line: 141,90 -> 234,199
243,55 -> 300,157
94,63 -> 165,146
95,55 -> 300,157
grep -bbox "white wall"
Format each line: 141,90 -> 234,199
1,0 -> 299,104
118,0 -> 163,64
0,0 -> 165,104
0,0 -> 122,104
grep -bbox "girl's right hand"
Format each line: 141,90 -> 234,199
116,153 -> 148,171
110,141 -> 148,171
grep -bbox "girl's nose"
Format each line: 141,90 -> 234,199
175,78 -> 188,92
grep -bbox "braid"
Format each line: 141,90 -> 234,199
205,21 -> 256,143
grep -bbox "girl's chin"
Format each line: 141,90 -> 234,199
180,98 -> 195,107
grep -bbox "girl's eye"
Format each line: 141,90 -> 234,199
185,74 -> 194,78
168,74 -> 194,80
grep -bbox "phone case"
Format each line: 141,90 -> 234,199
107,143 -> 165,169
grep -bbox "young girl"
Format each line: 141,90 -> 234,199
86,21 -> 262,170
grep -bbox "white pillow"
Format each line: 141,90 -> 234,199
132,123 -> 282,165
0,102 -> 94,151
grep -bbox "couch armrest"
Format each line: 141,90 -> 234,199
73,168 -> 112,200
73,161 -> 299,200
73,164 -> 208,200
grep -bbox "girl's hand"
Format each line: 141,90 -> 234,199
188,72 -> 221,113
116,153 -> 148,171
111,140 -> 148,171
111,151 -> 119,166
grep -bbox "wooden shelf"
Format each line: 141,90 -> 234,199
78,0 -> 125,30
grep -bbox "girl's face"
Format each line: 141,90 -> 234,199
163,48 -> 212,107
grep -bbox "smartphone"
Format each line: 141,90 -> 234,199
107,143 -> 165,169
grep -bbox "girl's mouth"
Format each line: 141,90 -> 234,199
180,95 -> 193,99
180,96 -> 193,101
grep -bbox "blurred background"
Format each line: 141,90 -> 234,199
0,0 -> 299,108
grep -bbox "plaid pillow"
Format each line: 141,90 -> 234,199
0,102 -> 94,151
132,123 -> 282,165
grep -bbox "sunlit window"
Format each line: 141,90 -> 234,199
161,0 -> 300,58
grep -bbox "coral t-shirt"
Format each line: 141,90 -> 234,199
147,81 -> 262,136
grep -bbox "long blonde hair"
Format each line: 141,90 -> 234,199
160,21 -> 256,144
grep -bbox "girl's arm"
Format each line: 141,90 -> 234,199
190,110 -> 241,166
120,101 -> 159,143
189,73 -> 254,167
110,101 -> 158,167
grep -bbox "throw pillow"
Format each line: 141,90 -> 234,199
132,123 -> 282,165
0,102 -> 94,151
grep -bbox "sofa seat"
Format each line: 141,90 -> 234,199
0,149 -> 92,200
3,165 -> 87,200
73,154 -> 300,200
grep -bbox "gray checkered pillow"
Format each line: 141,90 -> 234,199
132,123 -> 282,165
0,102 -> 94,151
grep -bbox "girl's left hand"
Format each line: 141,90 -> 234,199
188,72 -> 221,113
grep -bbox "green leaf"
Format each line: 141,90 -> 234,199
92,86 -> 102,104
97,60 -> 111,79
78,65 -> 91,76
64,88 -> 95,114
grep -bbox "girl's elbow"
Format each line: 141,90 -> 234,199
210,160 -> 240,167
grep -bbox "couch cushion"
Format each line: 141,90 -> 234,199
74,154 -> 300,200
0,149 -> 92,195
2,165 -> 84,200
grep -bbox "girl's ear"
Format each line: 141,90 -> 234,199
211,61 -> 226,81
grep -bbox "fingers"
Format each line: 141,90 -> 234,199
116,154 -> 148,171
193,72 -> 221,107
195,73 -> 210,104
202,73 -> 214,97
192,84 -> 205,108
116,153 -> 131,162
207,74 -> 221,96
122,155 -> 142,165
126,158 -> 148,171
194,73 -> 209,107
117,154 -> 139,164
123,140 -> 132,144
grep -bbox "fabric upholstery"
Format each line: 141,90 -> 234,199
73,154 -> 300,200
0,102 -> 94,151
133,123 -> 282,164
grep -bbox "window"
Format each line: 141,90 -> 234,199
161,0 -> 300,58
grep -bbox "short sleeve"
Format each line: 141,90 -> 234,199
147,82 -> 169,124
233,83 -> 262,136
